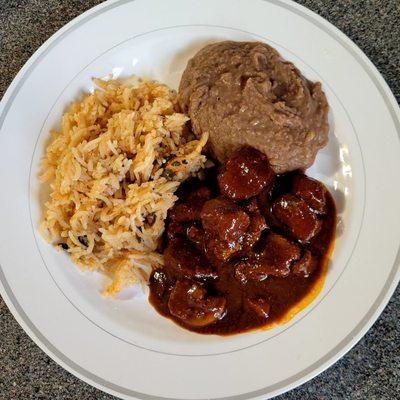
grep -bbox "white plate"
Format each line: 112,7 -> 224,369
0,0 -> 399,399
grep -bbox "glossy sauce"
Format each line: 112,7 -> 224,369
149,147 -> 336,335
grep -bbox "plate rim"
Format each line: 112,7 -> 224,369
0,0 -> 399,399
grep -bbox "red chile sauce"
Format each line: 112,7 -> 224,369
149,147 -> 336,335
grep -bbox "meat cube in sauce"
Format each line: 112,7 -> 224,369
255,232 -> 301,277
247,298 -> 270,319
169,186 -> 212,222
292,175 -> 327,214
164,239 -> 217,280
167,220 -> 188,241
235,233 -> 301,283
244,198 -> 260,214
242,213 -> 268,251
292,249 -> 317,278
168,280 -> 227,327
241,198 -> 268,251
272,194 -> 321,243
169,203 -> 199,222
186,224 -> 206,250
187,186 -> 213,203
200,198 -> 254,261
217,146 -> 275,200
149,269 -> 169,299
201,198 -> 250,243
206,235 -> 242,262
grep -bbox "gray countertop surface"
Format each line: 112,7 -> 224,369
0,0 -> 399,399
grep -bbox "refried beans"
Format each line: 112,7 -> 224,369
179,41 -> 329,173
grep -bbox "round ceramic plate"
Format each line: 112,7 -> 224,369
0,0 -> 399,399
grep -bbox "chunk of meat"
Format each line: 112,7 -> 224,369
187,186 -> 213,203
169,203 -> 200,222
201,198 -> 250,242
206,235 -> 242,262
291,250 -> 317,277
167,220 -> 188,241
244,198 -> 260,213
186,224 -> 206,250
256,184 -> 276,216
247,298 -> 270,319
217,146 -> 275,200
237,198 -> 268,251
234,261 -> 255,284
235,233 -> 301,283
242,213 -> 268,251
292,175 -> 327,214
257,233 -> 301,276
168,280 -> 227,327
169,186 -> 212,222
149,269 -> 170,299
272,194 -> 321,243
164,239 -> 217,280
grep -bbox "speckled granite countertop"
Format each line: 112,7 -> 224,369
0,0 -> 399,399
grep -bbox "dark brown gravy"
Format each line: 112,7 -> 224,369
149,147 -> 336,335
